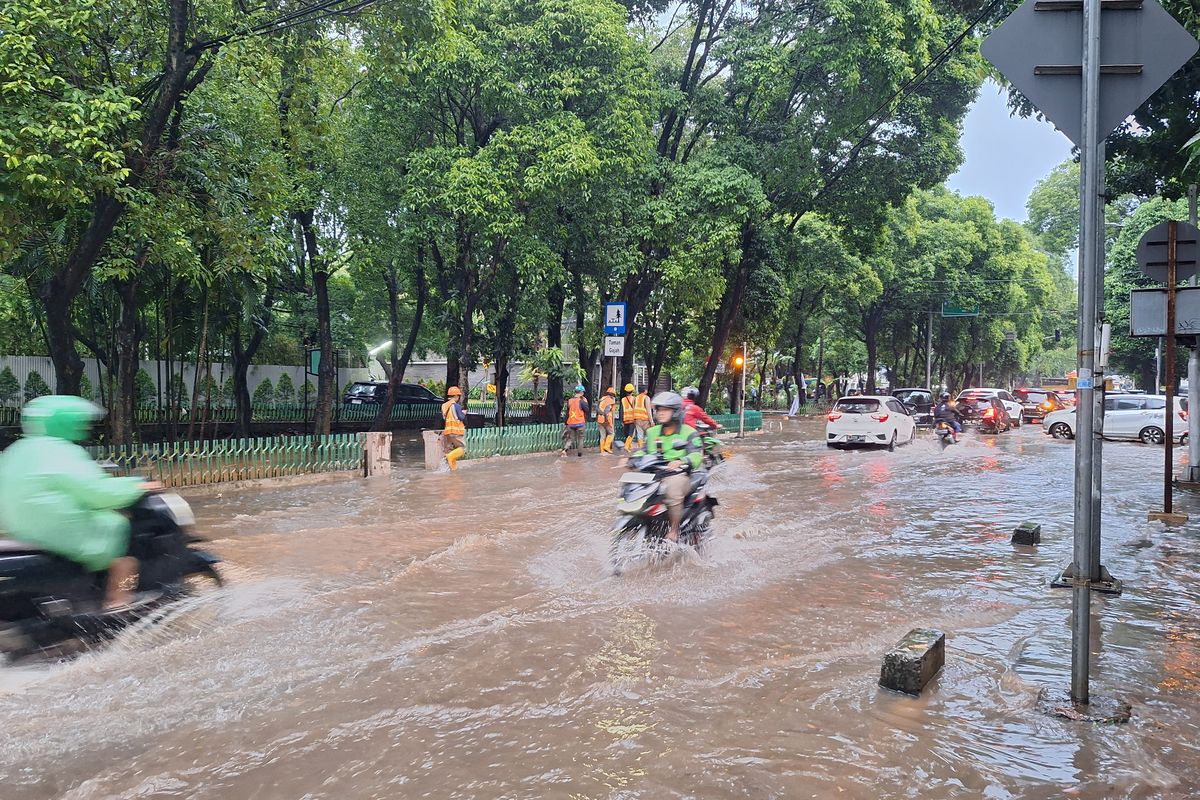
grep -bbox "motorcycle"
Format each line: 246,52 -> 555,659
934,420 -> 957,448
609,454 -> 717,573
694,422 -> 732,469
977,404 -> 1010,435
0,490 -> 222,660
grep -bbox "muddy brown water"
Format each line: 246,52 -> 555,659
2,421 -> 1200,799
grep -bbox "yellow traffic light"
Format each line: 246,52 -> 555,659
733,355 -> 745,368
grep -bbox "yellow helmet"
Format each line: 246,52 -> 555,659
624,383 -> 635,393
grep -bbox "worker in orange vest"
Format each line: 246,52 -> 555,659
620,383 -> 651,451
560,384 -> 590,457
441,386 -> 467,470
596,387 -> 617,453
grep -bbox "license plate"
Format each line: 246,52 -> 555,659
350,399 -> 362,405
619,473 -> 655,484
849,435 -> 865,443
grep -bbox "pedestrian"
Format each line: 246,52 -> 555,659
596,386 -> 617,453
634,385 -> 652,447
620,383 -> 640,451
560,384 -> 590,457
441,386 -> 467,470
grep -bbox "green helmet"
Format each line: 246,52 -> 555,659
22,395 -> 105,442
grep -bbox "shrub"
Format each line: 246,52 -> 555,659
0,367 -> 19,406
275,373 -> 296,404
134,368 -> 157,406
23,371 -> 50,403
302,380 -> 316,402
196,373 -> 220,406
253,378 -> 275,405
221,376 -> 235,406
79,373 -> 94,401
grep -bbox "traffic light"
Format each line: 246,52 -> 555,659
732,354 -> 745,369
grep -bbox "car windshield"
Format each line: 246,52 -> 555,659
835,399 -> 880,414
893,390 -> 929,405
346,383 -> 379,397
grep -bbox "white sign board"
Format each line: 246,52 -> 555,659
603,302 -> 627,335
604,336 -> 625,357
1129,287 -> 1200,336
1004,330 -> 1017,342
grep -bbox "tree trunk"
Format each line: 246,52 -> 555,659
186,293 -> 210,441
110,278 -> 140,447
374,254 -> 428,431
697,224 -> 754,405
546,282 -> 566,421
495,353 -> 509,428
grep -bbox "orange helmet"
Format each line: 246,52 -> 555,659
447,386 -> 462,397
606,386 -> 616,395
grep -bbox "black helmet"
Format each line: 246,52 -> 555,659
682,386 -> 699,401
940,392 -> 950,401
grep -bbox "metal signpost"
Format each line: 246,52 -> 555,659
1133,220 -> 1200,522
1189,186 -> 1200,484
604,303 -> 627,396
983,0 -> 1198,715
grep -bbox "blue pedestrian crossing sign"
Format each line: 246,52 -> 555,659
604,302 -> 627,335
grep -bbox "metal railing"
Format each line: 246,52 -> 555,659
89,433 -> 366,487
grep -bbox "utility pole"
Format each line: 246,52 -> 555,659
1187,184 -> 1200,482
739,341 -> 747,439
926,311 -> 934,390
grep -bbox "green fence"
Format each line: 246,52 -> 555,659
89,433 -> 366,487
463,422 -> 601,459
711,411 -> 763,431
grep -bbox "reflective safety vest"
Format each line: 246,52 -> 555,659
566,396 -> 587,427
442,400 -> 465,436
597,395 -> 616,425
622,395 -> 648,423
636,393 -> 651,421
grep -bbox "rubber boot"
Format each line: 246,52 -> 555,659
625,435 -> 633,451
605,435 -> 614,453
446,447 -> 465,471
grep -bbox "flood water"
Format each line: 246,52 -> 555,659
3,420 -> 1200,799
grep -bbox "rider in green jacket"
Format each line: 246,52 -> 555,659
629,391 -> 704,543
0,395 -> 154,608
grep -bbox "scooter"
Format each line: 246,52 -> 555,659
934,420 -> 957,448
0,491 -> 222,660
609,454 -> 717,573
694,422 -> 731,469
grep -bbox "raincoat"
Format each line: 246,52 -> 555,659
0,395 -> 145,571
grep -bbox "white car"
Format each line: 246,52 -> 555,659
1042,394 -> 1188,444
826,395 -> 917,450
955,388 -> 1024,427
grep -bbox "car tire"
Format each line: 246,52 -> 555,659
887,432 -> 897,452
1140,426 -> 1166,445
909,426 -> 917,444
1049,422 -> 1074,440
1011,416 -> 1021,428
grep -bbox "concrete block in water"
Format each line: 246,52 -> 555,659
1012,522 -> 1041,545
879,628 -> 945,695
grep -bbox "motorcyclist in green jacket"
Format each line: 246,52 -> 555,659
623,391 -> 704,543
0,395 -> 156,609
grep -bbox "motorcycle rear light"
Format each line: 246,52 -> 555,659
647,503 -> 667,517
982,408 -> 996,420
1181,410 -> 1189,421
871,413 -> 889,422
827,412 -> 842,421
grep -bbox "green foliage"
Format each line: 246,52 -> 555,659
0,367 -> 19,405
79,373 -> 93,401
253,378 -> 275,406
196,373 -> 220,406
23,370 -> 50,402
134,369 -> 156,407
275,373 -> 296,404
221,376 -> 235,407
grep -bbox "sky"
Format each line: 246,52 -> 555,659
946,79 -> 1074,223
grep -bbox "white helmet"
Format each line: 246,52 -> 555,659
651,391 -> 685,426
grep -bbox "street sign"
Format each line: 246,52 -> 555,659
981,0 -> 1198,147
306,348 -> 320,376
603,302 -> 627,335
1129,287 -> 1200,336
1136,220 -> 1200,283
604,336 -> 625,357
941,303 -> 979,317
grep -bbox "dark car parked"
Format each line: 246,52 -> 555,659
1013,387 -> 1070,424
891,387 -> 934,427
343,381 -> 441,405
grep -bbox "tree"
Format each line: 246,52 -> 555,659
253,378 -> 275,406
275,373 -> 296,405
0,368 -> 19,406
23,371 -> 50,403
134,369 -> 157,407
